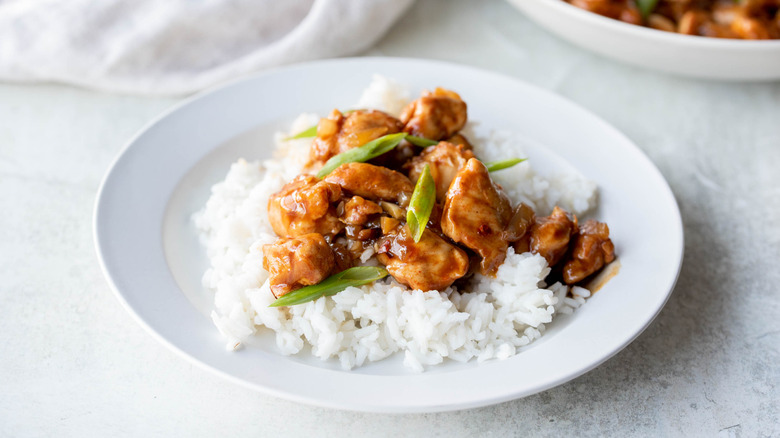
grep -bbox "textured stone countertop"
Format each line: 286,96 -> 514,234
1,0 -> 778,436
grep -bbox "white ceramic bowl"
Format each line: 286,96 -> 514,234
508,0 -> 780,81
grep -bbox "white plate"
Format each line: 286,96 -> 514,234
94,57 -> 684,413
508,0 -> 780,81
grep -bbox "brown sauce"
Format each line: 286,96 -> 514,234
585,258 -> 621,294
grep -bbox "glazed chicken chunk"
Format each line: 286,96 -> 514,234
308,109 -> 404,168
568,0 -> 642,24
342,196 -> 383,226
324,162 -> 414,206
502,203 -> 536,243
263,233 -> 336,298
376,225 -> 469,291
569,0 -> 780,39
441,158 -> 513,276
563,220 -> 615,284
341,196 -> 383,242
517,206 -> 578,268
400,88 -> 468,141
405,142 -> 475,201
268,175 -> 343,238
445,133 -> 473,150
259,87 -> 618,306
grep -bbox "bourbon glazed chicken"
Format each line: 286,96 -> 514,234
262,88 -> 616,299
566,0 -> 780,39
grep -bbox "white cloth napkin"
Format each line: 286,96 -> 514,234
0,0 -> 413,95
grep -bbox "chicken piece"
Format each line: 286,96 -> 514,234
376,225 -> 469,291
648,13 -> 677,32
729,11 -> 776,39
519,206 -> 578,268
445,133 -> 473,150
399,88 -> 467,141
267,174 -> 343,238
677,10 -> 708,35
742,0 -> 780,16
655,0 -> 695,22
568,0 -> 623,18
263,234 -> 336,298
405,142 -> 476,201
711,0 -> 780,39
324,162 -> 414,206
568,0 -> 641,23
308,109 -> 404,168
677,10 -> 737,37
619,5 -> 643,24
712,2 -> 739,25
562,220 -> 616,284
441,158 -> 513,276
341,196 -> 382,226
502,203 -> 536,242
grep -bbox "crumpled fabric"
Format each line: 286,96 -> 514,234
0,0 -> 414,95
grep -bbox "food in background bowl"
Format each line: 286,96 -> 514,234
508,0 -> 780,80
565,0 -> 780,39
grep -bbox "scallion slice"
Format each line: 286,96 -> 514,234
269,267 -> 389,307
406,164 -> 435,243
284,125 -> 318,141
316,132 -> 407,178
484,158 -> 526,172
636,0 -> 659,18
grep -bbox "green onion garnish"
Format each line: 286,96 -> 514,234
636,0 -> 659,18
316,132 -> 407,178
484,158 -> 526,172
405,135 -> 438,147
284,125 -> 318,141
286,125 -> 437,148
269,266 -> 388,307
406,164 -> 435,243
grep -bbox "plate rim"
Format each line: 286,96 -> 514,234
94,56 -> 685,412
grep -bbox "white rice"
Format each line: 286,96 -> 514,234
195,76 -> 598,371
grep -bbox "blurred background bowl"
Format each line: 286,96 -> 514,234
508,0 -> 780,81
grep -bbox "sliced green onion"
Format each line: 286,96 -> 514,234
269,267 -> 388,307
406,164 -> 435,243
316,132 -> 407,178
636,0 -> 659,18
405,135 -> 438,147
286,128 -> 437,147
484,158 -> 526,172
284,125 -> 318,141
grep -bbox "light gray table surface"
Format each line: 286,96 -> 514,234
1,0 -> 778,436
